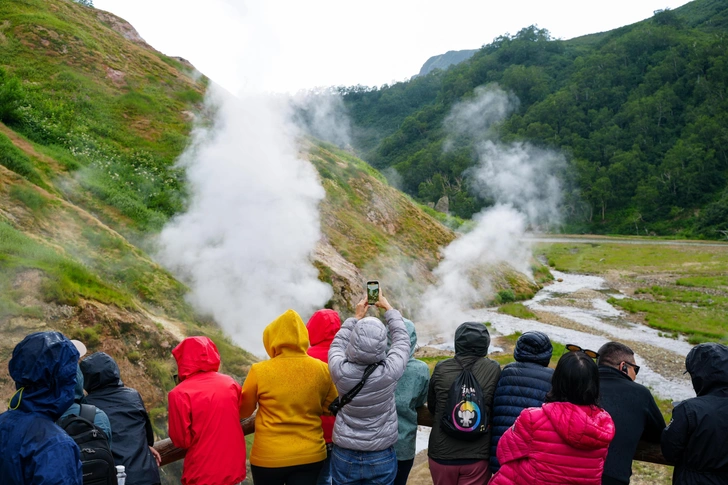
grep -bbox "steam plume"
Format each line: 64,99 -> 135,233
420,85 -> 564,331
157,86 -> 332,354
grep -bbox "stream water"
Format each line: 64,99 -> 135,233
416,269 -> 696,453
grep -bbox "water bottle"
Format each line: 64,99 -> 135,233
116,465 -> 126,485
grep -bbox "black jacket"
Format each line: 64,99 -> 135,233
490,331 -> 553,472
427,323 -> 501,462
81,352 -> 160,485
598,365 -> 665,484
662,343 -> 728,485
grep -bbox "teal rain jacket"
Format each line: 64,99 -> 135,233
392,319 -> 430,461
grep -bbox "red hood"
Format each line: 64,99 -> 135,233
172,337 -> 221,381
542,402 -> 615,450
306,309 -> 340,363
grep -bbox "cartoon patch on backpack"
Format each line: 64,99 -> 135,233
441,357 -> 488,440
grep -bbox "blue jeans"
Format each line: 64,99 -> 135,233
316,444 -> 333,485
331,445 -> 397,485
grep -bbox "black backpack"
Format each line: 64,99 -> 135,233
58,404 -> 118,485
440,356 -> 489,441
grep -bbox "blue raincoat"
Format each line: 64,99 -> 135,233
0,331 -> 83,484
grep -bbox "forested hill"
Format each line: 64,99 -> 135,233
341,0 -> 728,238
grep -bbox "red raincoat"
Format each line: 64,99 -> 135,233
169,337 -> 246,485
306,309 -> 341,443
490,402 -> 615,485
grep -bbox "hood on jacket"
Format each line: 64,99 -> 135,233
8,331 -> 79,419
543,402 -> 615,450
173,336 -> 221,381
514,331 -> 553,367
263,309 -> 309,358
454,322 -> 490,357
80,352 -> 123,393
346,316 -> 387,364
686,342 -> 728,396
307,309 -> 341,347
388,318 -> 417,359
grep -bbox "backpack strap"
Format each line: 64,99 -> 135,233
454,355 -> 474,370
78,403 -> 96,423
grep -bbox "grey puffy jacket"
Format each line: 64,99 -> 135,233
328,309 -> 410,451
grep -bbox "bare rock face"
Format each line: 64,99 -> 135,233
313,240 -> 362,313
96,11 -> 153,49
435,196 -> 449,213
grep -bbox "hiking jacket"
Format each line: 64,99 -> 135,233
428,322 -> 501,462
60,365 -> 113,446
240,310 -> 338,468
169,337 -> 247,485
393,319 -> 430,461
490,331 -> 554,472
81,352 -> 160,485
306,309 -> 341,444
490,402 -> 616,485
328,309 -> 410,451
662,343 -> 728,485
0,332 -> 83,485
599,365 -> 665,484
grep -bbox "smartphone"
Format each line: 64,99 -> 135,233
366,281 -> 380,305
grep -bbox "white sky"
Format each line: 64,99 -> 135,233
93,0 -> 692,94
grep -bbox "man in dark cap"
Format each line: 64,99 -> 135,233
597,341 -> 665,485
427,322 -> 501,485
662,343 -> 728,485
0,332 -> 83,484
490,331 -> 554,474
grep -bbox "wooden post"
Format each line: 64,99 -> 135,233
154,407 -> 670,467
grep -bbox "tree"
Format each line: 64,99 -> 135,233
73,0 -> 94,7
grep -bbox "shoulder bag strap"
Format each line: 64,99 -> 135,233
338,361 -> 384,407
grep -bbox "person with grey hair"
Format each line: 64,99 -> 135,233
328,291 -> 410,485
597,341 -> 665,485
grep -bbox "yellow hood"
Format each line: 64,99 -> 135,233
263,309 -> 310,358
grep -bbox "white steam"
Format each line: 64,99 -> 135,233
157,85 -> 332,354
420,85 -> 564,332
291,90 -> 352,149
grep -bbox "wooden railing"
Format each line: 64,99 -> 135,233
153,407 -> 669,467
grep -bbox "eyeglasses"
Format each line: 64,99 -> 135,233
566,344 -> 599,360
622,361 -> 640,376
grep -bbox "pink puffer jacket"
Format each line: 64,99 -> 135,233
490,402 -> 615,485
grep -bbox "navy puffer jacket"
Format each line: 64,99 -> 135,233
490,331 -> 554,472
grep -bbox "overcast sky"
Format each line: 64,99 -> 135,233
93,0 -> 692,94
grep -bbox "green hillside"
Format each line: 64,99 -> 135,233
341,0 -> 728,238
0,3 -> 543,479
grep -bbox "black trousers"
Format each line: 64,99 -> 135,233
251,460 -> 325,485
393,459 -> 415,485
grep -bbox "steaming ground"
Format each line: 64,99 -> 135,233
157,86 -> 332,354
419,85 -> 565,331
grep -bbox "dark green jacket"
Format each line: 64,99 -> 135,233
427,322 -> 501,462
